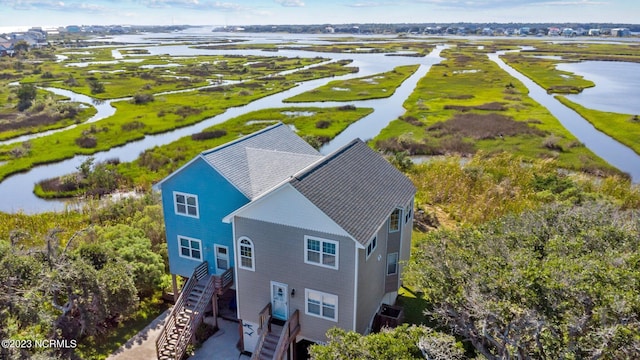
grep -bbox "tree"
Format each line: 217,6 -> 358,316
94,224 -> 164,297
13,40 -> 30,55
309,325 -> 463,360
404,202 -> 640,359
16,83 -> 37,111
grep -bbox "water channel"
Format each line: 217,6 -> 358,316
0,41 -> 445,213
1,33 -> 639,213
489,51 -> 640,182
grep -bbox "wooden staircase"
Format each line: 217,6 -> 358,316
156,262 -> 234,360
252,304 -> 300,360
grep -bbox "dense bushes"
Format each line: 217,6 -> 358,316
405,202 -> 640,359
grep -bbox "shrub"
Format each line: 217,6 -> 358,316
76,135 -> 98,148
191,129 -> 227,141
401,116 -> 423,127
315,120 -> 331,129
338,104 -> 356,111
131,93 -> 154,105
542,134 -> 564,152
121,121 -> 145,132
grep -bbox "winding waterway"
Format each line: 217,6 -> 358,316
0,42 -> 445,213
1,33 -> 639,213
489,51 -> 640,182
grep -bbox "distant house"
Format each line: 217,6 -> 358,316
224,139 -> 415,358
0,40 -> 13,56
611,28 -> 631,37
156,125 -> 416,360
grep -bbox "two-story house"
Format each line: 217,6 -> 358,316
155,123 -> 322,360
223,139 -> 415,359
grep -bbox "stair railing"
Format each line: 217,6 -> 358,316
156,261 -> 209,359
274,309 -> 300,360
251,303 -> 272,360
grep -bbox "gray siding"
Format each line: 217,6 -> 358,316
399,201 -> 414,287
355,225 -> 388,333
385,210 -> 402,293
235,217 -> 356,343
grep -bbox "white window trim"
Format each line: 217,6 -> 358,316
389,208 -> 401,233
387,252 -> 399,275
405,203 -> 413,224
177,235 -> 203,261
305,288 -> 338,322
365,235 -> 377,260
304,236 -> 339,270
238,237 -> 255,271
214,244 -> 229,271
173,191 -> 199,218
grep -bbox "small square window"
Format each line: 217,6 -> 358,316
174,191 -> 199,218
178,236 -> 202,261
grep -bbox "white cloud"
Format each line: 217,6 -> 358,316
275,0 -> 304,7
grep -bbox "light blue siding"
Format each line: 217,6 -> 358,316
161,157 -> 249,277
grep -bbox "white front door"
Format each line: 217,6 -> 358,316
271,281 -> 288,321
215,245 -> 229,273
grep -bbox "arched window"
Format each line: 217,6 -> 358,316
238,237 -> 255,271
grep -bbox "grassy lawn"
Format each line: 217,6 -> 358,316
284,65 -> 419,102
556,96 -> 640,155
0,60 -> 358,182
373,46 -> 617,177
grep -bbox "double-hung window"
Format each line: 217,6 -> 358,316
178,236 -> 202,261
389,208 -> 401,232
238,237 -> 255,271
174,191 -> 199,218
305,236 -> 338,269
305,289 -> 338,322
387,252 -> 399,275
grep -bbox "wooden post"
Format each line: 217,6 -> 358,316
212,293 -> 219,329
171,274 -> 178,303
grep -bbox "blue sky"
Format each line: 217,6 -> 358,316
2,0 -> 639,29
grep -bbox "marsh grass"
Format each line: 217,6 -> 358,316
117,106 -> 373,188
284,64 -> 419,102
0,60 -> 358,182
374,46 -> 616,176
556,96 -> 640,155
501,53 -> 595,93
409,152 -> 640,226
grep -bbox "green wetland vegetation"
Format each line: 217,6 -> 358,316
284,64 -> 419,102
0,57 -> 358,182
1,36 -> 640,359
556,96 -> 640,155
374,45 -> 617,176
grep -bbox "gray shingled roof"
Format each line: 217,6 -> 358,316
202,123 -> 321,199
289,139 -> 416,245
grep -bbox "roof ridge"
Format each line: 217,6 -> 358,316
293,139 -> 362,181
244,146 -> 322,158
200,122 -> 284,156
